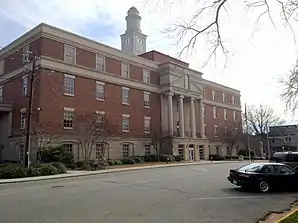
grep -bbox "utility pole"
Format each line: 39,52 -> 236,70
244,103 -> 251,161
266,122 -> 271,158
24,53 -> 38,168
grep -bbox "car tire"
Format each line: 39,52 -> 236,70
259,180 -> 270,193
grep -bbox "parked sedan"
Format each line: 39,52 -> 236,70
227,163 -> 298,193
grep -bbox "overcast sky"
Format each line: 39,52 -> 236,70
0,0 -> 297,122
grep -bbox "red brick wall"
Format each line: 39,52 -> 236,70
38,70 -> 161,137
139,51 -> 189,67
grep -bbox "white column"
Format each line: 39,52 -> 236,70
167,93 -> 174,135
190,97 -> 196,138
179,95 -> 185,137
200,99 -> 205,138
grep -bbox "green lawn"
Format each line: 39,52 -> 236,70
280,211 -> 298,223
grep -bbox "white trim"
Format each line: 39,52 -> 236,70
96,81 -> 105,85
122,114 -> 130,117
64,107 -> 75,112
122,86 -> 130,90
20,108 -> 26,113
144,91 -> 150,95
144,116 -> 151,120
203,99 -> 241,111
64,74 -> 75,79
96,111 -> 105,115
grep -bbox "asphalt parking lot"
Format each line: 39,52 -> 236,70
0,162 -> 297,223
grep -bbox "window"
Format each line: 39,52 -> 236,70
122,87 -> 129,104
274,165 -> 295,174
122,144 -> 129,157
184,74 -> 190,89
0,85 -> 2,101
64,74 -> 75,96
22,75 -> 28,96
204,124 -> 207,135
260,165 -> 276,174
216,146 -> 220,155
214,125 -> 218,136
238,163 -> 263,173
144,117 -> 151,133
212,90 -> 215,100
224,109 -> 227,120
143,69 -> 150,84
22,45 -> 30,64
17,144 -> 24,162
122,114 -> 130,132
224,126 -> 228,135
0,60 -> 4,75
96,54 -> 105,72
233,111 -> 236,122
222,93 -> 226,103
121,62 -> 129,78
203,104 -> 206,117
96,81 -> 105,100
63,144 -> 74,154
232,96 -> 236,104
96,111 -> 105,124
213,107 -> 217,119
64,45 -> 76,64
63,107 -> 74,129
144,144 -> 151,155
124,39 -> 130,44
20,108 -> 26,130
226,147 -> 230,155
176,100 -> 179,111
144,92 -> 150,108
96,143 -> 104,160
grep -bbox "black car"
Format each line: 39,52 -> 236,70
227,163 -> 298,193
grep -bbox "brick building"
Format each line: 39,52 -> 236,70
0,7 -> 242,163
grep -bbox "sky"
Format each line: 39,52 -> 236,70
0,0 -> 297,123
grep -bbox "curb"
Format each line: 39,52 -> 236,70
0,161 -> 246,185
275,208 -> 298,223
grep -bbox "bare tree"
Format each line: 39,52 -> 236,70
218,121 -> 243,158
244,105 -> 285,135
149,130 -> 169,158
67,112 -> 119,165
280,59 -> 298,113
146,0 -> 298,66
31,121 -> 61,161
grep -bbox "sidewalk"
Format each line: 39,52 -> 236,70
0,160 -> 246,184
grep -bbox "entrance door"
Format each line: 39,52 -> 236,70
189,145 -> 194,161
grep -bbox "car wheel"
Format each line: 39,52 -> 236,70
259,180 -> 270,193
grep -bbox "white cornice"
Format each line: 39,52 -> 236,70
201,79 -> 240,95
202,99 -> 241,111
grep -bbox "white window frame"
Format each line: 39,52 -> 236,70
63,107 -> 75,129
214,125 -> 219,136
96,54 -> 105,72
22,75 -> 28,96
64,45 -> 76,64
143,69 -> 150,84
144,116 -> 151,134
122,114 -> 130,132
144,92 -> 150,108
213,107 -> 217,119
96,111 -> 105,124
122,144 -> 129,157
121,62 -> 130,78
232,96 -> 236,105
233,111 -> 236,122
63,144 -> 74,154
212,90 -> 215,100
20,108 -> 26,130
144,144 -> 151,155
184,74 -> 190,89
0,60 -> 4,75
64,74 -> 75,96
222,93 -> 226,103
96,81 -> 105,101
0,85 -> 3,101
22,45 -> 30,64
122,87 -> 129,105
224,109 -> 227,120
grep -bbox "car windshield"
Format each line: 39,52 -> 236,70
238,163 -> 263,173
